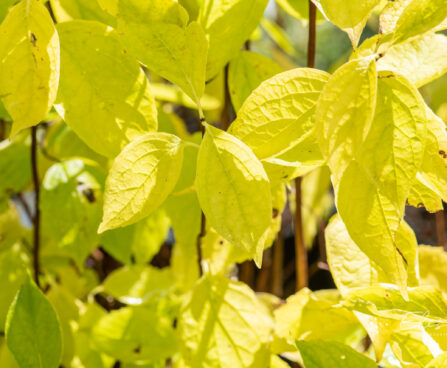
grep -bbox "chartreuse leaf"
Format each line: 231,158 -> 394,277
117,0 -> 207,103
410,108 -> 447,206
0,0 -> 60,136
336,71 -> 426,293
0,205 -> 25,252
272,289 -> 364,353
390,325 -> 440,367
230,68 -> 330,161
408,176 -> 443,213
296,340 -> 376,368
379,0 -> 410,34
196,124 -> 272,266
99,132 -> 184,233
49,0 -> 116,26
178,274 -> 273,368
419,245 -> 447,294
228,51 -> 283,112
101,208 -> 170,264
6,275 -> 62,368
0,135 -> 31,197
326,215 -> 419,297
325,214 -> 385,296
0,0 -> 15,23
316,57 -> 377,184
41,159 -> 104,267
392,0 -> 447,44
427,352 -> 447,367
55,20 -> 157,158
92,306 -> 177,364
276,0 -> 324,22
102,265 -> 175,306
97,0 -> 118,16
343,285 -> 447,324
199,0 -> 269,79
311,0 -> 381,46
0,244 -> 29,329
378,33 -> 447,88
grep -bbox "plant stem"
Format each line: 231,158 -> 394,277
294,0 -> 317,291
196,105 -> 206,276
436,208 -> 446,250
31,125 -> 41,288
272,233 -> 284,297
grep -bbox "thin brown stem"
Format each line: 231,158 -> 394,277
272,232 -> 284,297
436,208 -> 446,250
294,1 -> 317,291
196,112 -> 206,276
31,125 -> 41,288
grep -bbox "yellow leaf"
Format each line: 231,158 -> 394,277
0,0 -> 60,136
99,132 -> 184,232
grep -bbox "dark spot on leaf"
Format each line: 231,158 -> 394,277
219,240 -> 224,245
30,33 -> 37,47
439,150 -> 447,158
272,208 -> 279,218
133,345 -> 141,354
77,182 -> 96,203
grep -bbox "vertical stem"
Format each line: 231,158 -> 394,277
272,233 -> 284,297
31,125 -> 41,288
436,207 -> 446,250
196,106 -> 206,276
294,0 -> 317,291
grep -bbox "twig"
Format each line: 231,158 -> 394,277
31,125 -> 41,288
294,0 -> 317,291
436,207 -> 446,250
272,232 -> 284,297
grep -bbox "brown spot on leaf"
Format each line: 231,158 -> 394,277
439,150 -> 447,158
272,208 -> 279,218
30,33 -> 37,47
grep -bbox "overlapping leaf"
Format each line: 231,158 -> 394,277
196,124 -> 272,265
99,132 -> 184,232
55,20 -> 157,158
0,0 -> 60,135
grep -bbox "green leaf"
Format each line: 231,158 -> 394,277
411,108 -> 447,205
343,285 -> 447,324
102,265 -> 175,306
41,159 -> 104,267
228,51 -> 283,112
99,132 -> 184,232
311,0 -> 381,46
273,289 -> 364,353
199,0 -> 269,79
178,274 -> 273,368
296,340 -> 376,368
393,0 -> 447,44
276,0 -> 324,22
92,306 -> 177,364
260,18 -> 295,56
378,33 -> 447,88
0,244 -> 29,329
55,20 -> 157,158
390,325 -> 438,367
230,68 -> 329,161
49,0 -> 116,27
316,57 -> 377,183
97,0 -> 118,15
0,0 -> 60,136
419,245 -> 447,295
117,0 -> 208,103
0,135 -> 31,197
0,205 -> 25,252
196,124 -> 272,266
336,71 -> 426,293
101,208 -> 170,264
6,275 -> 62,368
0,0 -> 15,23
408,176 -> 443,213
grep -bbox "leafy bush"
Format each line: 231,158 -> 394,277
1,0 -> 447,367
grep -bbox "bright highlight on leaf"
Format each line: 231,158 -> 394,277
55,20 -> 158,158
117,0 -> 208,104
6,275 -> 62,368
99,132 -> 184,233
0,0 -> 60,136
196,124 -> 272,265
